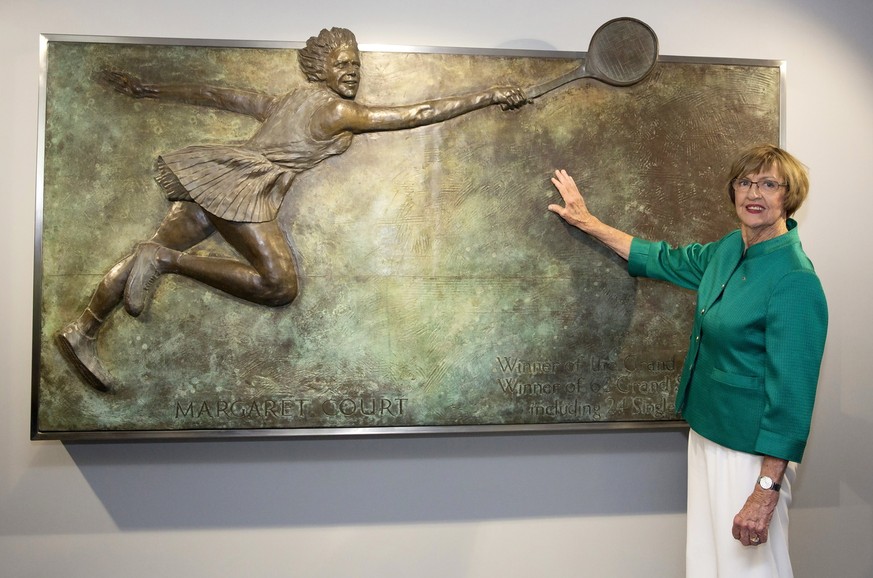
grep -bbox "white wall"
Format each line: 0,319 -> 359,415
1,0 -> 870,576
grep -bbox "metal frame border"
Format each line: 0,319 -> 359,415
32,34 -> 785,442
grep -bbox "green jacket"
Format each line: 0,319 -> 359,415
628,220 -> 827,462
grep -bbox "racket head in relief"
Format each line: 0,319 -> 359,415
523,17 -> 659,99
584,17 -> 659,86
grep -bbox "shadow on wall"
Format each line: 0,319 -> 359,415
53,429 -> 689,531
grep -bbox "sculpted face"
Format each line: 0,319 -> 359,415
324,45 -> 361,99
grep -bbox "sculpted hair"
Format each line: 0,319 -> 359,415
727,144 -> 810,217
298,27 -> 358,82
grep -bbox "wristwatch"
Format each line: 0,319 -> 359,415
758,475 -> 781,492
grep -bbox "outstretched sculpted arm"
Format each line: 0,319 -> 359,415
311,85 -> 528,139
100,69 -> 278,122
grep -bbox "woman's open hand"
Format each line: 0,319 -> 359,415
548,169 -> 597,230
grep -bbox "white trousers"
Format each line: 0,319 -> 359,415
686,428 -> 796,578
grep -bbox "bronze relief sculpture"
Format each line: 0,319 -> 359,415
35,18 -> 784,438
56,20 -> 658,396
56,27 -> 530,392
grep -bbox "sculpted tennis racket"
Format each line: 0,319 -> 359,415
526,17 -> 659,99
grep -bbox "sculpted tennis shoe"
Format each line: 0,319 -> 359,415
56,322 -> 113,392
124,241 -> 162,317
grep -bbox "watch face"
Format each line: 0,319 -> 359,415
759,476 -> 774,489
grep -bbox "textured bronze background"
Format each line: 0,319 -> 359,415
34,38 -> 780,437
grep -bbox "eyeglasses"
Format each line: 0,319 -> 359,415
731,178 -> 788,193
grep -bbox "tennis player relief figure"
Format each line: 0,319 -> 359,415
55,20 -> 659,394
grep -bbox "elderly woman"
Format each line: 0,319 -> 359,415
57,27 -> 528,392
549,144 -> 827,577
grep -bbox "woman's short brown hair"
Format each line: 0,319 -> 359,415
727,144 -> 810,217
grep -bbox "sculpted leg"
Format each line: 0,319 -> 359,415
131,216 -> 299,307
57,202 -> 214,391
56,253 -> 137,392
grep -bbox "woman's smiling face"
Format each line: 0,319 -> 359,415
733,165 -> 789,243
